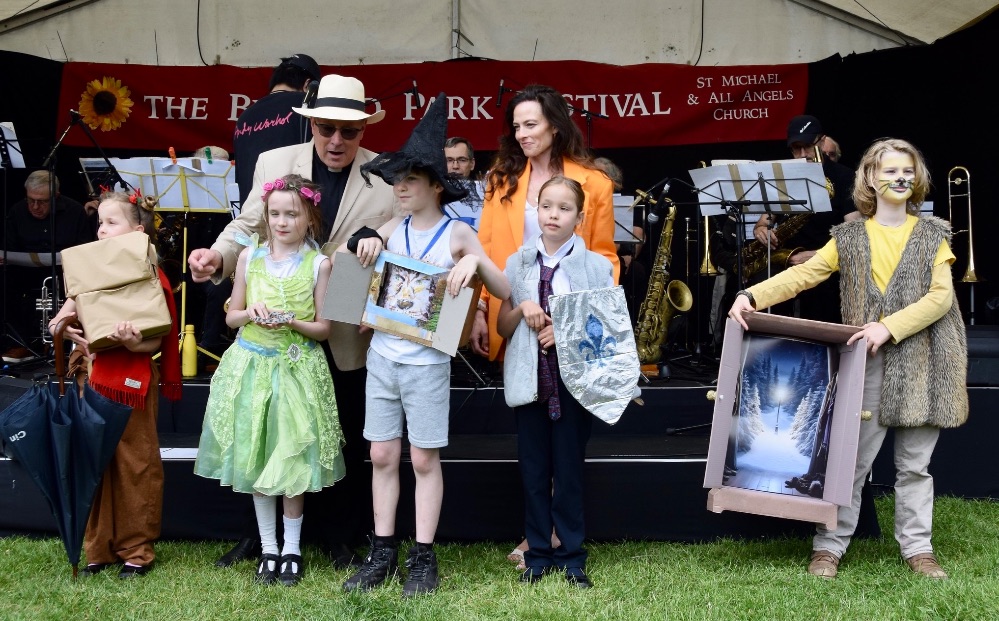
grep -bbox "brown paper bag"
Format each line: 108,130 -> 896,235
61,231 -> 157,298
75,275 -> 172,351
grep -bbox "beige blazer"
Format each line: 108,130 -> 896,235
211,140 -> 396,370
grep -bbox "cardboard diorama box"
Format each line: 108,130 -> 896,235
59,231 -> 171,351
321,251 -> 481,356
60,230 -> 158,297
703,312 -> 867,529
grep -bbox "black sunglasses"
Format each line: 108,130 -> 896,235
313,122 -> 362,140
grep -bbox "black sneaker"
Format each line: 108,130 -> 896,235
343,540 -> 398,592
402,546 -> 439,597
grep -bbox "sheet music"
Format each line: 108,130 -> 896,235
690,159 -> 831,217
1,122 -> 25,169
613,194 -> 642,243
79,157 -> 235,212
1,250 -> 61,267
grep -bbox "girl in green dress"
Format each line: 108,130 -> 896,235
195,174 -> 345,586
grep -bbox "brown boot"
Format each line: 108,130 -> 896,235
807,550 -> 840,579
905,553 -> 948,579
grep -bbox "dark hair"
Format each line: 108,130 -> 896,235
260,173 -> 324,244
444,136 -> 475,160
99,190 -> 159,242
539,175 -> 585,214
268,62 -> 312,91
486,84 -> 593,204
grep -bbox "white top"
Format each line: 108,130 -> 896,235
523,197 -> 542,245
369,215 -> 456,366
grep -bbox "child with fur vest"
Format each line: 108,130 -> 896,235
728,138 -> 967,580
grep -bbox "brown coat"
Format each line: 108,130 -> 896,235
834,217 -> 968,428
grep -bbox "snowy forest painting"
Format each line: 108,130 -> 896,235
723,333 -> 839,498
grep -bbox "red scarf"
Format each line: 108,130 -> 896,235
89,269 -> 182,408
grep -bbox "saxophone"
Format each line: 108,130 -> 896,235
738,213 -> 809,281
635,198 -> 693,364
739,157 -> 835,281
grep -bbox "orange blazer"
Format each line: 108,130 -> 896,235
478,158 -> 620,360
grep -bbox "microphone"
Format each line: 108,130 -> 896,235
496,79 -> 505,109
411,80 -> 420,104
69,109 -> 81,123
646,180 -> 672,224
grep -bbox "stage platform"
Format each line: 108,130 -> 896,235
2,355 -> 998,543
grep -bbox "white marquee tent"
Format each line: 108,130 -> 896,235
2,0 -> 996,68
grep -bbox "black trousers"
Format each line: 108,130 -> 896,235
516,376 -> 592,570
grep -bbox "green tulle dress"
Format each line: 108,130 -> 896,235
194,240 -> 345,496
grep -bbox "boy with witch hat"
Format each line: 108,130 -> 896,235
339,93 -> 510,596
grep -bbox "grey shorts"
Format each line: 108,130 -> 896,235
364,348 -> 450,449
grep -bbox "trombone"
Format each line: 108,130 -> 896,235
947,166 -> 981,284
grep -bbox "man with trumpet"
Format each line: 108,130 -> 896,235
745,114 -> 859,324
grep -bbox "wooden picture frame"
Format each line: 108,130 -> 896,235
703,313 -> 868,528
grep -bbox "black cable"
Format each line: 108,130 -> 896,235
196,0 -> 209,66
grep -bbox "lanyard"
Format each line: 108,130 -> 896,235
404,215 -> 452,260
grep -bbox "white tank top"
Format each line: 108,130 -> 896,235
369,215 -> 456,365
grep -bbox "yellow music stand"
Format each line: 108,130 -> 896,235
93,156 -> 236,370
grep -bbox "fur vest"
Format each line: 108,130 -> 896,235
833,216 -> 967,428
502,237 -> 613,408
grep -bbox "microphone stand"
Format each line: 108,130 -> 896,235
566,104 -> 608,149
36,113 -> 81,362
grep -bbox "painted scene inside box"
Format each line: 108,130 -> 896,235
723,332 -> 839,499
364,254 -> 447,342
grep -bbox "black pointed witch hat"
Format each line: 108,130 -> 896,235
360,92 -> 468,205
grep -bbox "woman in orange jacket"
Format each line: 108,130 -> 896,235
469,84 -> 619,362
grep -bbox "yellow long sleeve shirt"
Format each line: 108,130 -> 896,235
747,215 -> 955,343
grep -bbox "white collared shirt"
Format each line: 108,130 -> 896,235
534,234 -> 576,295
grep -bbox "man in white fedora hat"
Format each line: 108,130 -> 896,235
188,73 -> 396,577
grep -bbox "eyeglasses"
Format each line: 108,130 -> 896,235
446,157 -> 471,165
313,122 -> 362,140
26,197 -> 51,207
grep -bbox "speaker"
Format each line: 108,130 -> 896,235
967,325 -> 999,387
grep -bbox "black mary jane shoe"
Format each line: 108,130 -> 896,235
278,554 -> 305,587
118,563 -> 153,579
255,554 -> 280,585
82,562 -> 117,576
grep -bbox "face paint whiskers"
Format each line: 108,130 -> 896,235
878,177 -> 914,192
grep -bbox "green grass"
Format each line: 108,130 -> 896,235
2,495 -> 997,620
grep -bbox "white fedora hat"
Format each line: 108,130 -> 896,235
293,74 -> 385,123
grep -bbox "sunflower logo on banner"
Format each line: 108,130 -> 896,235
78,76 -> 133,131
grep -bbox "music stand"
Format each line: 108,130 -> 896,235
689,159 -> 830,291
85,156 -> 235,363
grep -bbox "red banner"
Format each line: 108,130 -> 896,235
58,60 -> 807,155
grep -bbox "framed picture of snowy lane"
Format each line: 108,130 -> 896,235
703,312 -> 867,528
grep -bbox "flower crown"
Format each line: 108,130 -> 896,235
261,178 -> 322,206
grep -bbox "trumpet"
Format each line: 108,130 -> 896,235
947,166 -> 981,283
36,276 -> 60,345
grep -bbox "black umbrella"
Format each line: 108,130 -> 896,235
0,319 -> 132,578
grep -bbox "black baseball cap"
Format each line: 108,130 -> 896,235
280,54 -> 321,81
786,115 -> 823,147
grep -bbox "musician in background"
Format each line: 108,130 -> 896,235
232,53 -> 319,205
2,170 -> 93,363
748,114 -> 858,324
442,136 -> 485,229
821,136 -> 842,163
